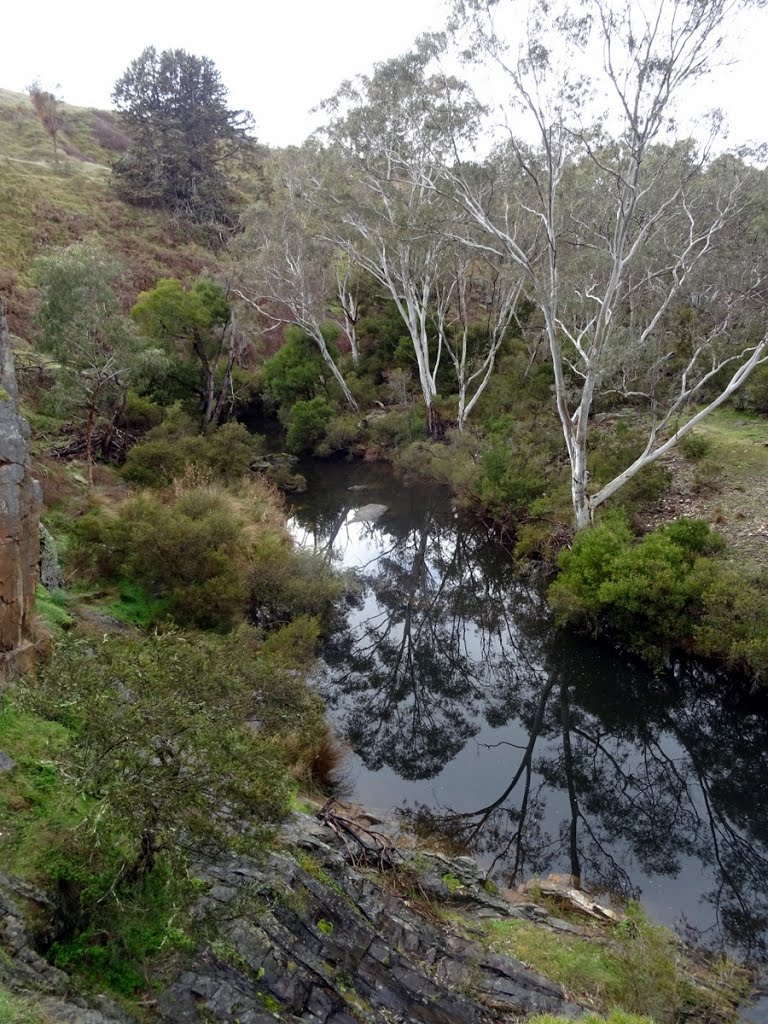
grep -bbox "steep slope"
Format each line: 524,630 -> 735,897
0,89 -> 215,338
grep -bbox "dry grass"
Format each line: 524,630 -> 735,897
643,408 -> 768,568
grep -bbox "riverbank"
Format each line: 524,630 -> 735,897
0,798 -> 754,1024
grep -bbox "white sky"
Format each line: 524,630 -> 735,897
4,0 -> 767,149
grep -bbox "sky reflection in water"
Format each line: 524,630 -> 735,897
288,461 -> 768,961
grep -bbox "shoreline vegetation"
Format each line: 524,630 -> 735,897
0,44 -> 767,1020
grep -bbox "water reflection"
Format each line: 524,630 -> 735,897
289,462 -> 768,960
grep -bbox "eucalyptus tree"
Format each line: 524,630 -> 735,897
445,0 -> 768,528
233,189 -> 359,410
315,52 -> 524,432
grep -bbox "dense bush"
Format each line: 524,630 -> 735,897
550,514 -> 725,658
250,533 -> 343,628
69,476 -> 340,633
122,420 -> 263,487
286,397 -> 332,453
12,625 -> 326,992
72,487 -> 250,630
262,326 -> 337,413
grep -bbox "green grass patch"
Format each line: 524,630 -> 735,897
529,1013 -> 654,1024
0,985 -> 50,1024
484,903 -> 743,1024
104,578 -> 169,628
0,705 -> 85,879
35,583 -> 73,632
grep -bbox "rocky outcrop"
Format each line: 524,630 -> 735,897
0,872 -> 133,1024
0,300 -> 42,677
157,813 -> 582,1024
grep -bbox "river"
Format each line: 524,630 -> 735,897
286,458 -> 768,963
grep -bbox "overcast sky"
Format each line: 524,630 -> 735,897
5,0 -> 767,149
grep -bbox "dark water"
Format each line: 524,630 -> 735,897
287,459 -> 768,961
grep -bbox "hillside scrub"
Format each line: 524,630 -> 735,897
2,622 -> 328,994
67,474 -> 340,631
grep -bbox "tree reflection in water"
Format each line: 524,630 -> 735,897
289,464 -> 768,959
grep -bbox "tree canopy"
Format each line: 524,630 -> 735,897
112,47 -> 254,226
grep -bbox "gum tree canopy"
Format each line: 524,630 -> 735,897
444,0 -> 768,528
112,47 -> 254,226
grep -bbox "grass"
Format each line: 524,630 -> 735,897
484,902 -> 747,1024
530,1014 -> 654,1024
104,578 -> 168,628
0,986 -> 49,1024
34,584 -> 73,632
0,705 -> 89,880
654,407 -> 768,568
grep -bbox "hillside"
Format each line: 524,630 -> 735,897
0,88 -> 215,337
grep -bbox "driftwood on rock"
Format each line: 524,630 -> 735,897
317,797 -> 403,871
518,874 -> 621,922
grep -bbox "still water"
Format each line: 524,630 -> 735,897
288,459 -> 768,961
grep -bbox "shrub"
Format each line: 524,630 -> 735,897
550,515 -> 724,657
250,534 -> 343,629
733,364 -> 768,415
366,408 -> 425,449
120,390 -> 164,432
315,412 -> 363,456
70,488 -> 250,630
286,397 -> 332,453
122,420 -> 262,487
678,430 -> 712,460
476,442 -> 547,518
694,565 -> 768,680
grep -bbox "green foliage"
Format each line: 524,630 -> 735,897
678,430 -> 712,460
105,579 -> 169,627
262,327 -> 330,411
486,903 -> 706,1024
286,397 -> 332,453
50,865 -> 194,995
550,515 -> 724,656
131,277 -> 228,344
71,487 -> 250,630
24,632 -> 293,876
34,583 -> 73,632
260,615 -> 321,668
33,238 -> 133,363
732,364 -> 768,415
366,408 -> 426,449
250,534 -> 344,629
315,412 -> 364,456
122,420 -> 261,487
121,390 -> 163,432
0,705 -> 85,880
476,442 -> 547,518
694,565 -> 768,680
112,47 -> 253,226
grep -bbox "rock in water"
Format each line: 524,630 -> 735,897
0,301 -> 42,678
349,503 -> 388,523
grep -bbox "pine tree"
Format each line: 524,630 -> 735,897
112,47 -> 253,226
